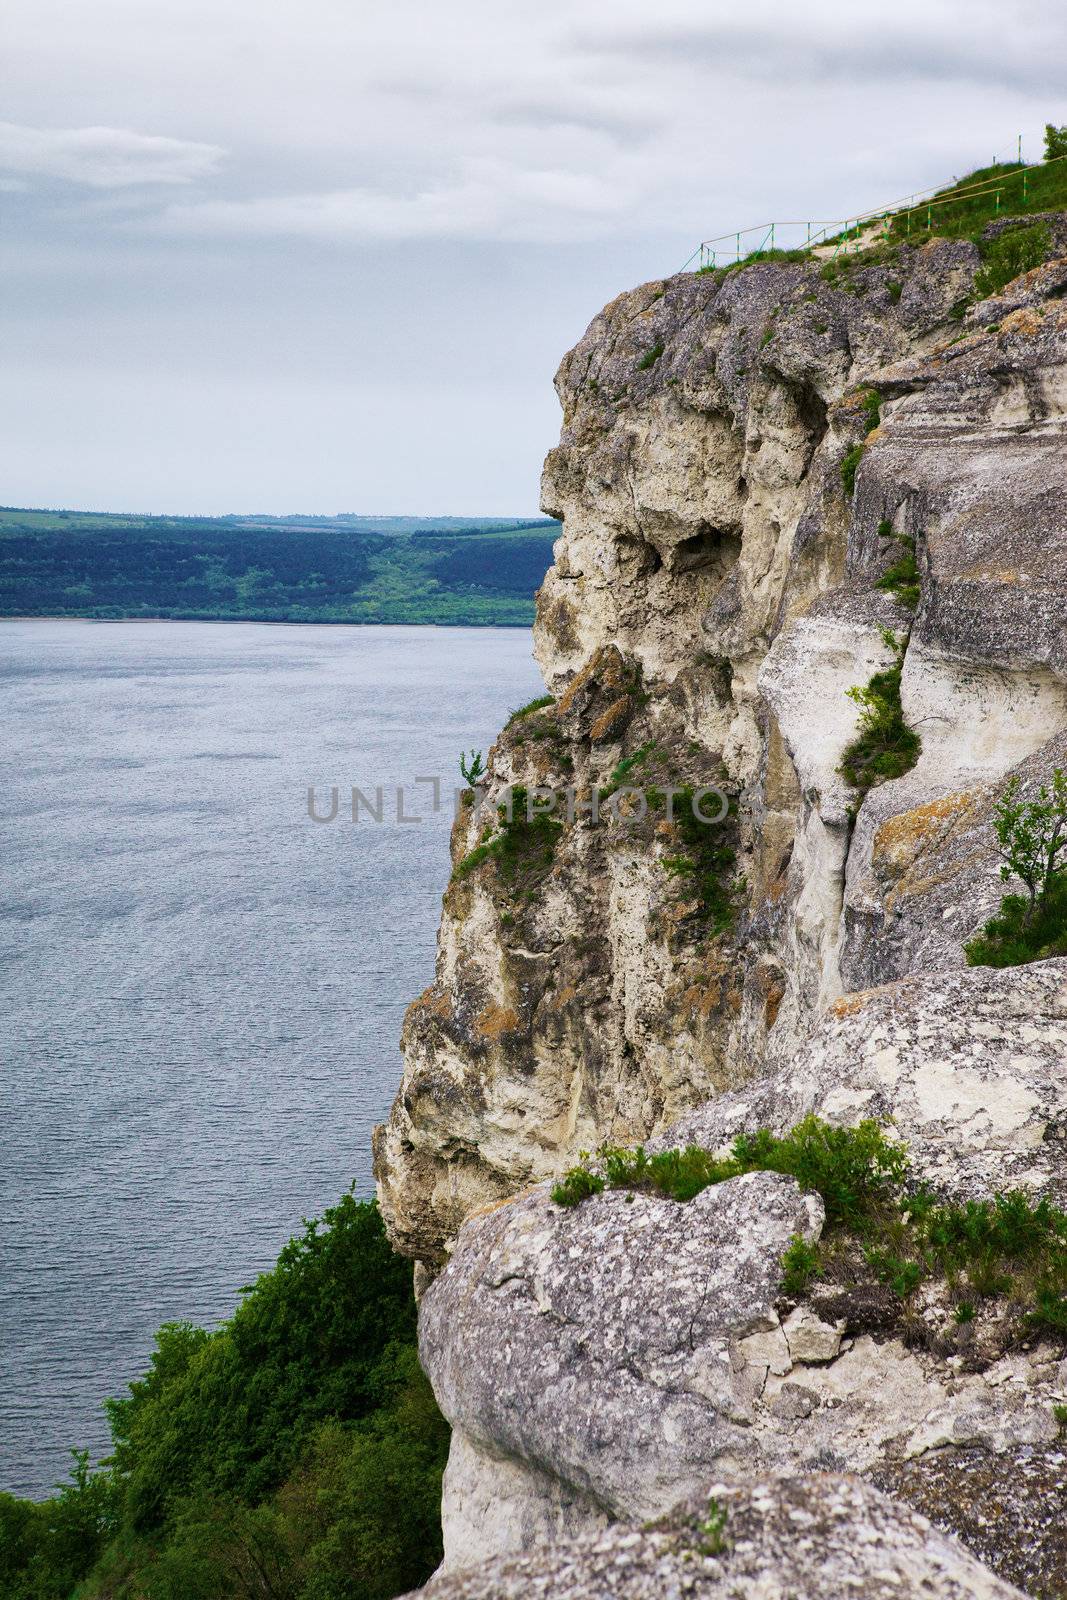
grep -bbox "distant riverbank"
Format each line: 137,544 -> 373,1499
0,507 -> 559,627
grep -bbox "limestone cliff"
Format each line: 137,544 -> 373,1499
375,212 -> 1067,1598
375,220 -> 1067,1265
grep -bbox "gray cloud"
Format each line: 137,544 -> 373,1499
0,121 -> 225,188
573,19 -> 1067,94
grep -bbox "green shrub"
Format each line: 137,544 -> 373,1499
875,521 -> 920,610
454,786 -> 563,892
840,443 -> 865,496
659,785 -> 740,938
965,875 -> 1067,968
637,342 -> 665,370
458,748 -> 484,786
973,221 -> 1051,299
838,629 -> 922,793
550,1117 -> 1067,1329
965,769 -> 1067,966
1,1201 -> 448,1600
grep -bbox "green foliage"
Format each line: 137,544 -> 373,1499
0,508 -> 560,625
506,694 -> 554,724
551,1164 -> 607,1207
1,1199 -> 448,1600
637,342 -> 665,370
698,1496 -> 729,1556
459,749 -> 485,786
887,280 -> 903,303
454,786 -> 562,892
552,1115 -> 906,1225
973,221 -> 1051,299
780,1235 -> 821,1297
964,875 -> 1067,968
859,388 -> 882,432
965,770 -> 1067,967
551,1117 -> 1067,1333
886,159 -> 1067,244
875,521 -> 920,610
660,786 -> 740,938
840,443 -> 865,496
838,630 -> 922,793
0,1452 -> 116,1600
1045,125 -> 1067,161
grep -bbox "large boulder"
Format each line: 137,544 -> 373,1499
401,1473 -> 1027,1600
418,1164 -> 1065,1571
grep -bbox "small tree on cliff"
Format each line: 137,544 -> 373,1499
965,769 -> 1067,967
1044,123 -> 1067,161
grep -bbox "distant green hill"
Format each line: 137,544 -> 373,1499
0,508 -> 560,625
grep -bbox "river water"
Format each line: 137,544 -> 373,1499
0,620 -> 544,1497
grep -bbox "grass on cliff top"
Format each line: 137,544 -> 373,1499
551,1115 -> 1067,1337
887,159 -> 1067,243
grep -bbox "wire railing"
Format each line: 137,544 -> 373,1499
681,145 -> 1067,273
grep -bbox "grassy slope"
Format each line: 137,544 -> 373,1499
0,508 -> 560,626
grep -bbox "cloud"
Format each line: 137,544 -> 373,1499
0,122 -> 224,188
573,17 -> 1067,94
152,158 -> 630,243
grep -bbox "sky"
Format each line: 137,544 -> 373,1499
1,0 -> 1063,515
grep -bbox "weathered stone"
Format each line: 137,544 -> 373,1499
419,1171 -> 824,1545
665,957 -> 1067,1206
401,1473 -> 1028,1600
418,1165 -> 1064,1570
875,1444 -> 1067,1599
782,1304 -> 843,1363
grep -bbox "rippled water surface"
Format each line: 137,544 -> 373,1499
0,620 -> 544,1496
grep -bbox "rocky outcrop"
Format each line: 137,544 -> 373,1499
665,957 -> 1067,1206
375,210 -> 1067,1596
419,1165 -> 1066,1575
375,221 -> 1067,1265
402,1473 -> 1029,1599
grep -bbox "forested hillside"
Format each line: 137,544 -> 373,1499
0,510 -> 560,625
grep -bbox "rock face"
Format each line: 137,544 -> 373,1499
374,212 -> 1067,1596
665,957 -> 1067,1206
375,220 -> 1067,1265
420,1168 -> 1066,1574
401,1473 -> 1029,1600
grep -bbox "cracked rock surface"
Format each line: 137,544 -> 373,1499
400,1473 -> 1028,1600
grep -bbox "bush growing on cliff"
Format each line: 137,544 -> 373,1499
838,629 -> 922,793
454,785 -> 563,893
551,1116 -> 1067,1337
1,1198 -> 449,1600
965,770 -> 1067,967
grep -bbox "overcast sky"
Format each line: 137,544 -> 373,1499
1,0 -> 1062,515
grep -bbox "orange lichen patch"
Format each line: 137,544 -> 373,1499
408,985 -> 455,1022
1000,308 -> 1043,338
475,1002 -> 522,1040
590,695 -> 633,743
865,424 -> 886,445
874,791 -> 978,872
466,1186 -> 543,1223
830,993 -> 871,1019
957,567 -> 1022,584
550,984 -> 577,1011
755,964 -> 787,1031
